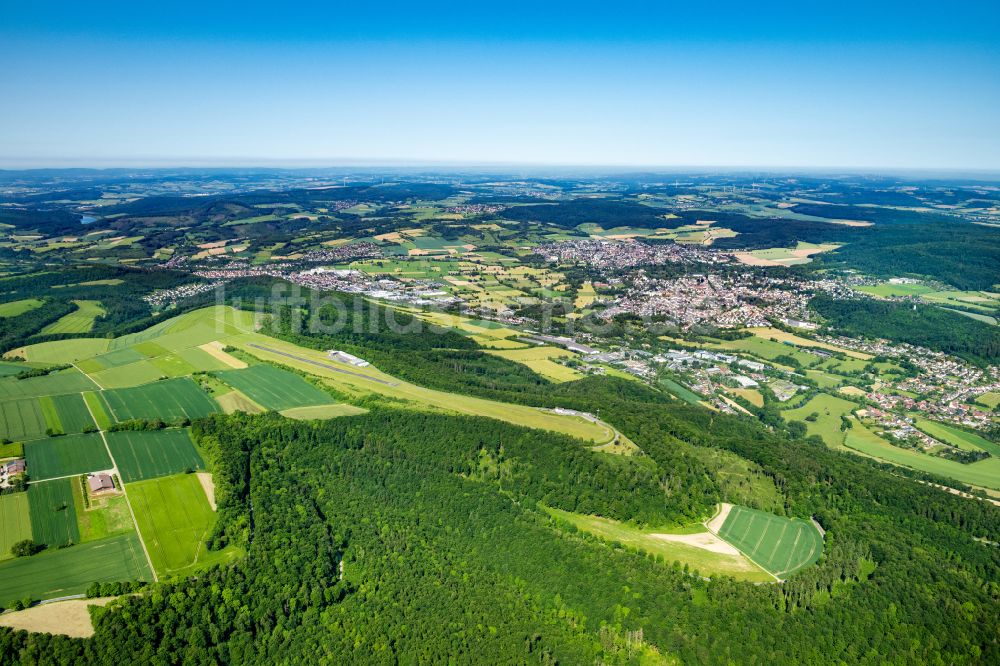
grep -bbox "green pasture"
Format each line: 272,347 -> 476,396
28,478 -> 80,547
844,419 -> 1000,490
856,283 -> 935,298
213,364 -> 335,411
107,429 -> 205,483
718,505 -> 823,578
13,338 -> 111,364
97,377 -> 219,423
659,377 -> 703,404
39,300 -> 105,335
83,392 -> 114,430
0,533 -> 152,607
0,298 -> 44,318
976,392 -> 1000,409
914,418 -> 1000,457
24,433 -> 111,481
71,476 -> 135,543
0,493 -> 32,561
782,393 -> 856,447
128,473 -> 241,577
90,360 -> 166,389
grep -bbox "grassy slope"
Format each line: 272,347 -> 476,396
544,506 -> 773,582
844,418 -> 1000,490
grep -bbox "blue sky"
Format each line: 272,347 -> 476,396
2,1 -> 998,169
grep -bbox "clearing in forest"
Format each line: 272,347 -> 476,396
716,505 -> 824,578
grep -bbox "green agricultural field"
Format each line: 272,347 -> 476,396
0,533 -> 152,607
38,393 -> 97,434
0,369 -> 98,400
0,361 -> 30,377
0,397 -> 48,441
128,473 -> 241,577
82,392 -> 114,430
107,429 -> 205,483
659,377 -> 703,404
976,392 -> 1000,409
28,478 -> 80,547
97,377 -> 219,423
24,433 -> 111,481
782,393 -> 857,447
80,347 -> 145,372
915,418 -> 1000,457
90,360 -> 166,389
486,346 -> 584,383
0,298 -> 44,318
717,505 -> 824,578
213,365 -> 335,411
39,300 -> 105,335
0,493 -> 32,561
844,419 -> 1000,490
856,282 -> 935,298
11,338 -> 111,364
545,507 -> 773,582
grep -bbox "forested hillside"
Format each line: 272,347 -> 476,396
3,403 -> 997,664
811,294 -> 1000,365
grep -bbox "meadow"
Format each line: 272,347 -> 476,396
39,300 -> 106,335
844,419 -> 1000,490
544,507 -> 773,582
914,418 -> 1000,457
128,473 -> 241,577
213,365 -> 335,411
280,404 -> 368,420
782,393 -> 857,447
659,377 -> 703,404
0,298 -> 44,318
486,346 -> 584,383
24,433 -> 111,481
0,493 -> 32,560
28,479 -> 80,547
97,377 -> 219,422
0,533 -> 152,607
107,429 -> 205,483
717,505 -> 824,578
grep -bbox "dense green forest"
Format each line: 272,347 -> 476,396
811,294 -> 1000,365
3,399 -> 997,663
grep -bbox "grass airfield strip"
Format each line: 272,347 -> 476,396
231,332 -> 615,443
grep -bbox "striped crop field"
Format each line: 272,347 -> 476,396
717,505 -> 823,579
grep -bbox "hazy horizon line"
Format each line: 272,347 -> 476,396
2,159 -> 1000,179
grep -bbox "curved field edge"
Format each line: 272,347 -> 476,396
543,506 -> 774,582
